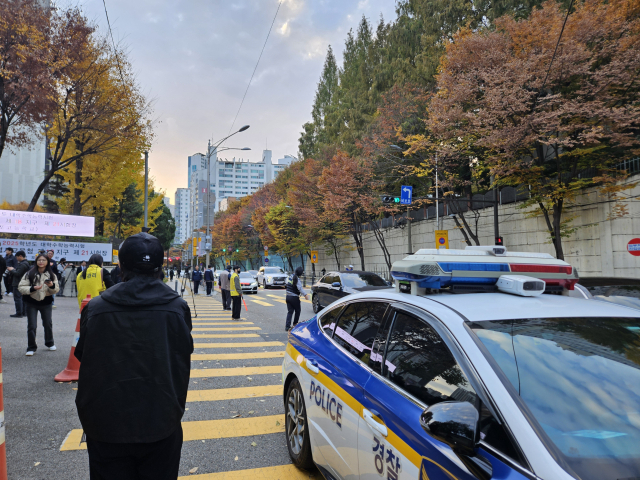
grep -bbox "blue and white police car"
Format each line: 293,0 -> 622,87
282,246 -> 640,480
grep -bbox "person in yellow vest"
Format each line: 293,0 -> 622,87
76,254 -> 114,308
229,265 -> 243,320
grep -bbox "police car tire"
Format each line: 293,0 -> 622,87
285,378 -> 314,469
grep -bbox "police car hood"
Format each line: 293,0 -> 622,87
100,276 -> 180,306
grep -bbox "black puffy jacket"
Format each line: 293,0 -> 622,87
75,275 -> 193,443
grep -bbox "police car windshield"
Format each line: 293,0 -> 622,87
239,272 -> 253,278
340,273 -> 387,288
264,267 -> 284,274
468,317 -> 640,480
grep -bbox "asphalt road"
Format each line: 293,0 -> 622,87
0,280 -> 320,479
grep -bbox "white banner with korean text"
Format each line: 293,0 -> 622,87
0,239 -> 112,263
0,210 -> 95,237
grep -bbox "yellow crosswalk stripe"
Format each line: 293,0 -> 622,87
192,327 -> 261,331
61,415 -> 284,451
191,352 -> 284,361
192,334 -> 260,339
248,299 -> 274,307
177,464 -> 321,480
194,341 -> 283,348
187,384 -> 282,402
265,295 -> 287,304
190,365 -> 281,378
267,294 -> 311,304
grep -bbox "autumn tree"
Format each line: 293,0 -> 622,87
27,34 -> 152,211
430,0 -> 640,259
0,2 -> 94,160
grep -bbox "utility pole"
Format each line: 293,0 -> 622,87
435,152 -> 439,230
493,176 -> 500,244
407,207 -> 412,255
143,151 -> 149,230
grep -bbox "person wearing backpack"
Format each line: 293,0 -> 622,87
285,266 -> 309,331
76,254 -> 114,308
18,253 -> 59,356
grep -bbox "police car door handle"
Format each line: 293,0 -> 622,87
363,409 -> 388,437
306,358 -> 320,374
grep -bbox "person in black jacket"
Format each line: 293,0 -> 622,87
10,251 -> 30,318
74,232 -> 193,480
0,254 -> 5,304
110,262 -> 122,285
191,266 -> 202,295
204,265 -> 214,296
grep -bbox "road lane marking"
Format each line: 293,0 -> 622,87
190,365 -> 281,378
265,295 -> 287,304
191,352 -> 284,361
187,384 -> 282,402
192,334 -> 260,339
194,341 -> 283,348
192,327 -> 261,331
266,294 -> 311,304
61,415 -> 285,451
247,299 -> 274,306
177,464 -> 321,480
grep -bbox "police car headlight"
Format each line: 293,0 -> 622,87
266,277 -> 273,283
251,282 -> 258,287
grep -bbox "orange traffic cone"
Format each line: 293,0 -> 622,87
0,344 -> 7,480
55,295 -> 91,383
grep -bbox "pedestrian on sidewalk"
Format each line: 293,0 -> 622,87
204,265 -> 214,296
76,254 -> 115,308
4,247 -> 17,296
74,232 -> 193,480
110,262 -> 122,285
10,251 -> 30,318
18,253 -> 59,356
169,268 -> 174,282
230,265 -> 243,320
191,266 -> 202,295
285,267 -> 309,331
0,254 -> 5,304
46,250 -> 58,309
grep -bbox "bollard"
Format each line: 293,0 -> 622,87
54,295 -> 91,383
0,344 -> 7,480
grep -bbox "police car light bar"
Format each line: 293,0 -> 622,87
391,246 -> 578,295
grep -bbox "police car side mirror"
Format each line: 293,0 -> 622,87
331,282 -> 341,289
420,401 -> 479,457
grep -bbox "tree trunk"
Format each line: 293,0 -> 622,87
369,219 -> 392,270
72,157 -> 83,215
350,212 -> 365,270
552,200 -> 565,260
27,169 -> 57,211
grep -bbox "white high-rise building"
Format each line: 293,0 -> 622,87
163,196 -> 175,218
174,188 -> 190,245
186,150 -> 295,221
0,135 -> 46,205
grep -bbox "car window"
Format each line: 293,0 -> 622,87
319,305 -> 343,336
319,275 -> 328,284
341,273 -> 388,288
383,311 -> 478,407
333,302 -> 389,363
329,275 -> 340,285
264,267 -> 284,274
239,272 -> 253,278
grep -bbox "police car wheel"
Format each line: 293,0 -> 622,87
312,295 -> 322,314
285,378 -> 313,469
263,280 -> 267,289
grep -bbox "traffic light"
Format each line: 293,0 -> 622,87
236,248 -> 239,253
222,248 -> 226,252
381,196 -> 400,204
495,236 -> 504,246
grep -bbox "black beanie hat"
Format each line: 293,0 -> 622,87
119,233 -> 164,273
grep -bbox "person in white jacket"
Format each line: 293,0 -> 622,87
18,253 -> 59,356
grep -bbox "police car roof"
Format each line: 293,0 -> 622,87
335,290 -> 640,323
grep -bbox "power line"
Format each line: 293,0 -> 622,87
101,0 -> 127,88
540,0 -> 575,91
228,0 -> 283,135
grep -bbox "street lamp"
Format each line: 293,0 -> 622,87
197,125 -> 251,268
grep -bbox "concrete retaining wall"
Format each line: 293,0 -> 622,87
308,180 -> 640,279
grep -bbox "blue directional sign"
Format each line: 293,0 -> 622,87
400,185 -> 413,205
264,257 -> 269,263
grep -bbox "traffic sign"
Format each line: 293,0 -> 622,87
264,257 -> 269,263
435,230 -> 449,250
628,238 -> 640,256
310,250 -> 318,264
400,185 -> 413,205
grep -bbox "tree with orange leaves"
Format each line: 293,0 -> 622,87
429,0 -> 640,259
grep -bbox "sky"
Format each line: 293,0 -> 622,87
77,0 -> 400,203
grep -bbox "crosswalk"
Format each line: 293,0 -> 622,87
59,287 -> 319,478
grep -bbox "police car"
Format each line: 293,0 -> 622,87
282,246 -> 640,480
